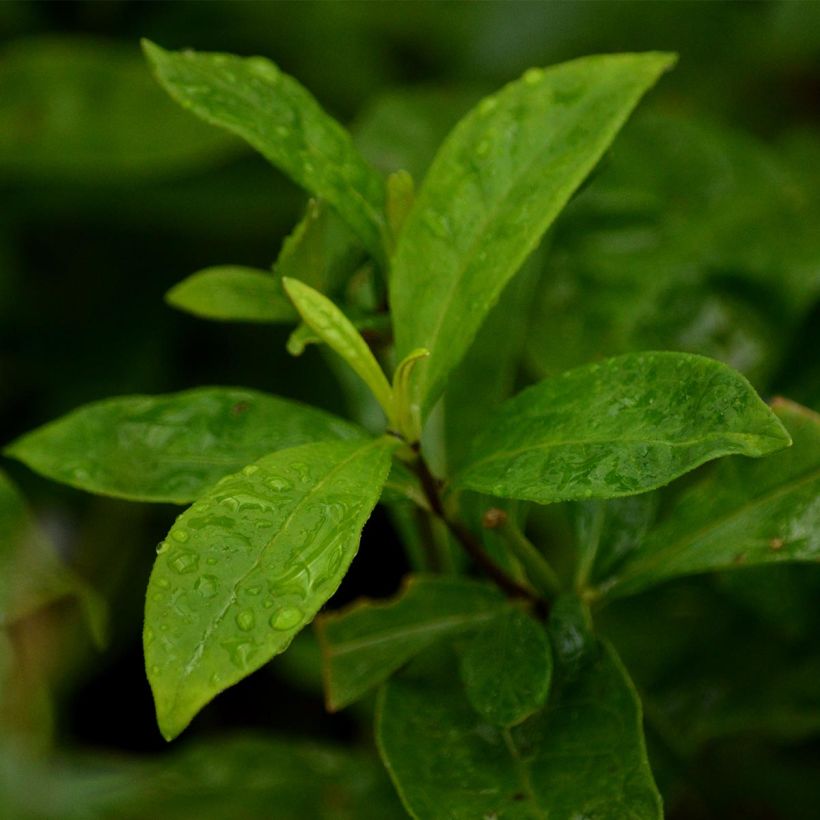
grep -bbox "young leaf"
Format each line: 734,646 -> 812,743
377,641 -> 661,819
456,352 -> 791,504
316,575 -> 505,711
165,266 -> 296,323
457,608 -> 552,727
0,469 -> 106,645
142,41 -> 386,259
390,52 -> 676,417
145,437 -> 396,740
5,387 -> 366,504
282,278 -> 395,424
600,399 -> 820,600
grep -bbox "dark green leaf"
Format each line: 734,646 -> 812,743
377,641 -> 661,819
547,592 -> 596,681
165,266 -> 296,323
6,387 -> 366,504
458,608 -> 552,726
601,399 -> 819,599
145,437 -> 395,740
456,352 -> 790,504
316,575 -> 505,711
391,53 -> 676,417
142,41 -> 387,259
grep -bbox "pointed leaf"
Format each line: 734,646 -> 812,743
456,352 -> 790,504
145,437 -> 395,740
142,41 -> 386,259
377,641 -> 661,819
601,399 -> 820,599
316,575 -> 504,711
165,266 -> 296,323
391,52 -> 676,417
5,387 -> 366,504
458,608 -> 552,727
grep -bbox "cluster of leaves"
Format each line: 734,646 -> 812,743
3,37 -> 819,818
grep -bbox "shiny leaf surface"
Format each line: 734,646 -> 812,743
6,388 -> 365,504
145,437 -> 396,740
456,352 -> 790,504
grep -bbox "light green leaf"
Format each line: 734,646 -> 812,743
391,52 -> 676,417
0,37 -> 239,181
316,575 -> 505,711
5,387 -> 366,504
0,469 -> 106,645
458,608 -> 552,727
142,41 -> 386,259
165,266 -> 296,323
456,352 -> 790,504
600,399 -> 820,599
145,437 -> 396,740
377,640 -> 661,819
283,278 -> 394,423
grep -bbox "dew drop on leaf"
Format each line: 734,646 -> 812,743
236,610 -> 255,631
156,540 -> 170,555
169,550 -> 199,574
270,607 -> 303,631
172,529 -> 189,543
194,574 -> 218,598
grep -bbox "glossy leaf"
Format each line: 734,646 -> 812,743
145,437 -> 396,740
165,266 -> 296,323
316,575 -> 505,711
456,352 -> 791,504
458,608 -> 552,726
6,387 -> 366,504
377,641 -> 661,819
390,52 -> 676,417
601,399 -> 820,599
142,41 -> 386,259
0,469 -> 106,644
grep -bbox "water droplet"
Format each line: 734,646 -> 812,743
523,67 -> 543,85
156,578 -> 171,589
242,465 -> 260,477
275,125 -> 289,138
221,496 -> 240,512
230,642 -> 254,668
172,529 -> 189,543
266,477 -> 292,492
156,540 -> 170,554
236,610 -> 255,631
73,467 -> 90,481
150,664 -> 160,675
169,550 -> 199,575
195,574 -> 218,598
144,627 -> 154,643
479,96 -> 498,116
206,557 -> 218,566
246,585 -> 262,596
270,607 -> 303,631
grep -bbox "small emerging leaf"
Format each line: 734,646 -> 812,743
145,437 -> 396,740
456,352 -> 790,504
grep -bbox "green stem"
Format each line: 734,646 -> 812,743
499,520 -> 561,598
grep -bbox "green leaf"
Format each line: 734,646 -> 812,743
5,387 -> 366,504
145,437 -> 396,740
600,399 -> 820,599
458,608 -> 552,727
456,352 -> 791,504
165,266 -> 296,323
316,575 -> 505,711
142,41 -> 387,260
390,52 -> 676,417
377,640 -> 661,819
283,278 -> 395,424
0,37 -> 239,181
0,469 -> 106,645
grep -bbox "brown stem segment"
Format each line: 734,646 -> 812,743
411,453 -> 539,603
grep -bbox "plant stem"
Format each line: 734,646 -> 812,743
498,519 -> 561,598
411,454 -> 539,604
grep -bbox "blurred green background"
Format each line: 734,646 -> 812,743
1,2 -> 819,818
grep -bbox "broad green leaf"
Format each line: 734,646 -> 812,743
0,469 -> 106,645
458,608 -> 552,726
283,278 -> 394,423
165,266 -> 296,323
0,37 -> 239,181
547,592 -> 596,681
600,399 -> 819,599
456,352 -> 790,504
142,41 -> 387,259
377,641 -> 661,819
316,575 -> 505,711
390,52 -> 676,417
5,387 -> 366,504
145,437 -> 395,740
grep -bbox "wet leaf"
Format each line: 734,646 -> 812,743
6,387 -> 366,504
145,437 -> 396,740
456,352 -> 790,504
